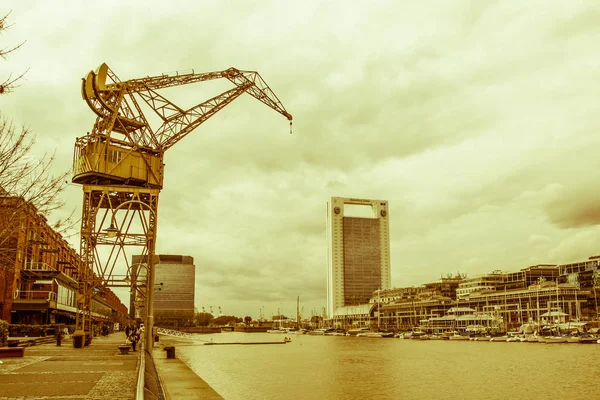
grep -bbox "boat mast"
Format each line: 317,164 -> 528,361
296,295 -> 300,330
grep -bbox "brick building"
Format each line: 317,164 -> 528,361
0,195 -> 127,325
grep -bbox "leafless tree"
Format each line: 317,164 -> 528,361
0,120 -> 76,317
0,11 -> 28,94
0,119 -> 72,227
0,13 -> 75,319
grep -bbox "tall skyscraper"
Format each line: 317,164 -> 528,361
327,197 -> 391,317
131,254 -> 195,315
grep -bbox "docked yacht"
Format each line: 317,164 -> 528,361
308,328 -> 330,335
356,331 -> 395,338
346,327 -> 370,336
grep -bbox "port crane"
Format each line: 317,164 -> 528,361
73,63 -> 292,346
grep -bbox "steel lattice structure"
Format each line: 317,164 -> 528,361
72,63 -> 292,346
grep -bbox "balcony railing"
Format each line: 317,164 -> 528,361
24,262 -> 56,271
16,290 -> 57,301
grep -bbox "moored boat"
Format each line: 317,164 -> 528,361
308,328 -> 329,335
578,336 -> 597,344
356,331 -> 395,338
449,334 -> 469,341
346,327 -> 370,336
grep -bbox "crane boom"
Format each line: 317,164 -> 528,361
126,67 -> 292,121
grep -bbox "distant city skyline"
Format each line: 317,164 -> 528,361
2,1 -> 600,318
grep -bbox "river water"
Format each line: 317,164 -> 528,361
172,332 -> 600,400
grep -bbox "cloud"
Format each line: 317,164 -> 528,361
548,230 -> 600,264
542,185 -> 600,229
3,0 -> 600,318
528,234 -> 552,248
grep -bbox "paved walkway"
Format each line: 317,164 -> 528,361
0,333 -> 223,399
0,333 -> 138,400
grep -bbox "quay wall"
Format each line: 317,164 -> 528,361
234,326 -> 270,332
178,327 -> 220,334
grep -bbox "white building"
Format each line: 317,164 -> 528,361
456,271 -> 505,299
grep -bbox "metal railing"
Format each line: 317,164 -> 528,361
156,327 -> 193,339
24,262 -> 55,271
16,290 -> 57,301
135,336 -> 146,400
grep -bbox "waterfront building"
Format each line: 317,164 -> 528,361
379,294 -> 454,330
456,271 -> 505,299
423,274 -> 464,300
331,304 -> 374,329
557,255 -> 600,319
456,265 -> 560,299
418,307 -> 501,334
328,248 -> 599,331
0,195 -> 127,325
559,255 -> 600,289
370,286 -> 425,304
457,282 -> 588,330
376,283 -> 590,331
501,264 -> 559,291
326,197 -> 391,317
132,254 -> 195,324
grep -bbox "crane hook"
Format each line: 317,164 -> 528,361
289,121 -> 293,135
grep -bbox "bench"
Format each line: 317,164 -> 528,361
118,344 -> 131,355
0,347 -> 25,358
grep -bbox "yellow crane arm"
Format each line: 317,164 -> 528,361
81,63 -> 292,152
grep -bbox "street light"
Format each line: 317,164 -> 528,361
104,222 -> 118,238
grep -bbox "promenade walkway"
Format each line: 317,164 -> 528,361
0,333 -> 138,399
0,333 -> 223,399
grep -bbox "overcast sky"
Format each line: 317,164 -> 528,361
1,1 -> 600,319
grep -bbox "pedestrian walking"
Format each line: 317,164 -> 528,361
129,330 -> 139,351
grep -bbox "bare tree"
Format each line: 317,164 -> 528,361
0,13 -> 75,319
0,119 -> 72,227
0,11 -> 27,94
0,119 -> 76,318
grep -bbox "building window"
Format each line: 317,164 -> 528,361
108,149 -> 123,163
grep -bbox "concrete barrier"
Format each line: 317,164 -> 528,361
164,346 -> 176,359
0,346 -> 25,357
